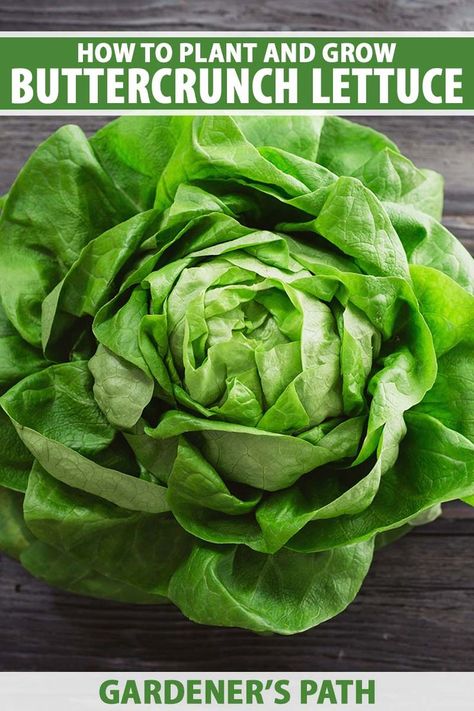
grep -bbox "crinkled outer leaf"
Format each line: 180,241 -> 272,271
0,125 -> 136,347
282,176 -> 410,279
0,300 -> 46,493
0,487 -> 34,558
387,203 -> 474,292
90,116 -> 181,211
415,343 -> 474,444
23,463 -> 190,597
410,264 -> 474,356
352,147 -> 444,220
21,541 -> 168,604
168,538 -> 374,634
288,413 -> 474,552
1,362 -> 169,513
42,210 -> 162,360
0,114 -> 473,635
148,411 -> 364,492
0,301 -> 47,391
167,437 -> 265,550
89,345 -> 154,430
235,116 -> 324,161
410,265 -> 474,443
0,408 -> 33,492
317,115 -> 398,175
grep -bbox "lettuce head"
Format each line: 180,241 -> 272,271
0,115 -> 473,633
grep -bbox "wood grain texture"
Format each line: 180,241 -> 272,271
0,0 -> 473,673
1,0 -> 474,31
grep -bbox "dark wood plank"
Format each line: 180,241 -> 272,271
1,0 -> 474,32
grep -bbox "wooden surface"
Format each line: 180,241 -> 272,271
1,0 -> 474,31
0,1 -> 473,673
